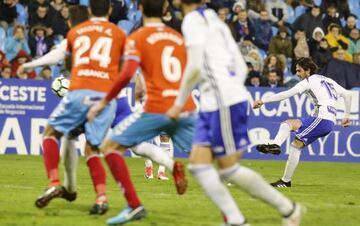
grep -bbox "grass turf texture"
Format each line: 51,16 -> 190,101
0,155 -> 359,226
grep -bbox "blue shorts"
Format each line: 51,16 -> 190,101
111,97 -> 132,128
49,90 -> 116,147
193,101 -> 250,157
111,111 -> 195,152
295,117 -> 334,146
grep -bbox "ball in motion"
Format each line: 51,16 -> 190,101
51,77 -> 69,97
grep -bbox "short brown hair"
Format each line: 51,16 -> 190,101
296,57 -> 319,75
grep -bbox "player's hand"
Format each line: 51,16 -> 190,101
253,100 -> 264,109
17,65 -> 27,79
166,105 -> 182,120
341,118 -> 350,127
87,99 -> 107,122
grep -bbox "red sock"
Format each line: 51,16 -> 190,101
86,155 -> 107,199
43,137 -> 60,187
105,152 -> 141,208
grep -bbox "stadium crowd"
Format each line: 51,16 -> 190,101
0,0 -> 359,89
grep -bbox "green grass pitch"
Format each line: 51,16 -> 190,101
0,155 -> 359,226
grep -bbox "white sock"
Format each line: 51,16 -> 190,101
158,140 -> 172,173
273,122 -> 292,146
220,164 -> 293,216
145,159 -> 153,168
282,145 -> 301,183
189,164 -> 246,225
132,142 -> 174,172
61,138 -> 78,193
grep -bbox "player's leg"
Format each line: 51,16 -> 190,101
61,137 -> 78,201
84,143 -> 109,215
101,139 -> 146,225
273,117 -> 334,187
188,146 -> 248,226
157,134 -> 172,180
256,119 -> 302,155
271,139 -> 304,187
35,124 -> 65,208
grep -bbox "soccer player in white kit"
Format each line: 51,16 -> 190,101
253,57 -> 352,187
167,1 -> 304,226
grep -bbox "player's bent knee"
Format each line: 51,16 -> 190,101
43,124 -> 62,139
189,145 -> 213,164
292,138 -> 305,149
100,139 -> 126,155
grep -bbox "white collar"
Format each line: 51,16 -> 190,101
90,17 -> 108,22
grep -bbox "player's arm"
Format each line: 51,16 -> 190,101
17,40 -> 67,76
253,81 -> 309,109
334,83 -> 352,127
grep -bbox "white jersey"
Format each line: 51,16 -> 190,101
182,8 -> 249,112
293,74 -> 349,122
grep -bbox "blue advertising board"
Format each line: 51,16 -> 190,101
0,79 -> 359,162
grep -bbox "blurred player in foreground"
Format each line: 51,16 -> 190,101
166,1 -> 304,226
33,0 -> 126,215
87,0 -> 196,224
253,57 -> 352,187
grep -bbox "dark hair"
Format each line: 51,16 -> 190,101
181,0 -> 202,4
268,69 -> 279,75
141,0 -> 165,17
90,0 -> 110,17
69,5 -> 89,26
296,57 -> 319,75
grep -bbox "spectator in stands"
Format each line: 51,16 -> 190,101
0,0 -> 18,31
37,66 -> 52,79
232,9 -> 253,42
333,47 -> 352,63
251,9 -> 273,51
308,27 -> 325,56
292,5 -> 324,39
322,6 -> 342,31
29,25 -> 54,58
262,54 -> 285,77
353,52 -> 360,64
247,0 -> 264,20
245,70 -> 262,87
261,69 -> 284,88
347,28 -> 360,55
1,64 -> 12,79
268,26 -> 293,65
265,0 -> 288,27
169,0 -> 183,22
239,36 -> 260,58
320,0 -> 350,19
50,0 -> 66,11
325,23 -> 349,52
0,50 -> 9,71
245,49 -> 263,72
52,4 -> 70,38
29,5 -> 54,37
313,38 -> 332,69
343,15 -> 358,38
217,6 -> 236,38
293,29 -> 310,59
28,0 -> 53,16
4,25 -> 31,62
11,50 -> 36,79
230,1 -> 245,22
109,0 -> 128,25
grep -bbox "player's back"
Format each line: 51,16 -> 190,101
67,18 -> 126,92
127,23 -> 195,113
182,8 -> 249,112
303,74 -> 348,121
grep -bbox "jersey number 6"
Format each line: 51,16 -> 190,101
161,46 -> 181,82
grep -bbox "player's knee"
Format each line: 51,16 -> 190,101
292,139 -> 305,149
43,125 -> 62,139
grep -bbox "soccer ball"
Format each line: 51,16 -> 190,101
51,76 -> 69,97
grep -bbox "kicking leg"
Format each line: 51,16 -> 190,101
256,119 -> 302,155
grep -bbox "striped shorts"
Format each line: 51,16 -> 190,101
295,117 -> 334,146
